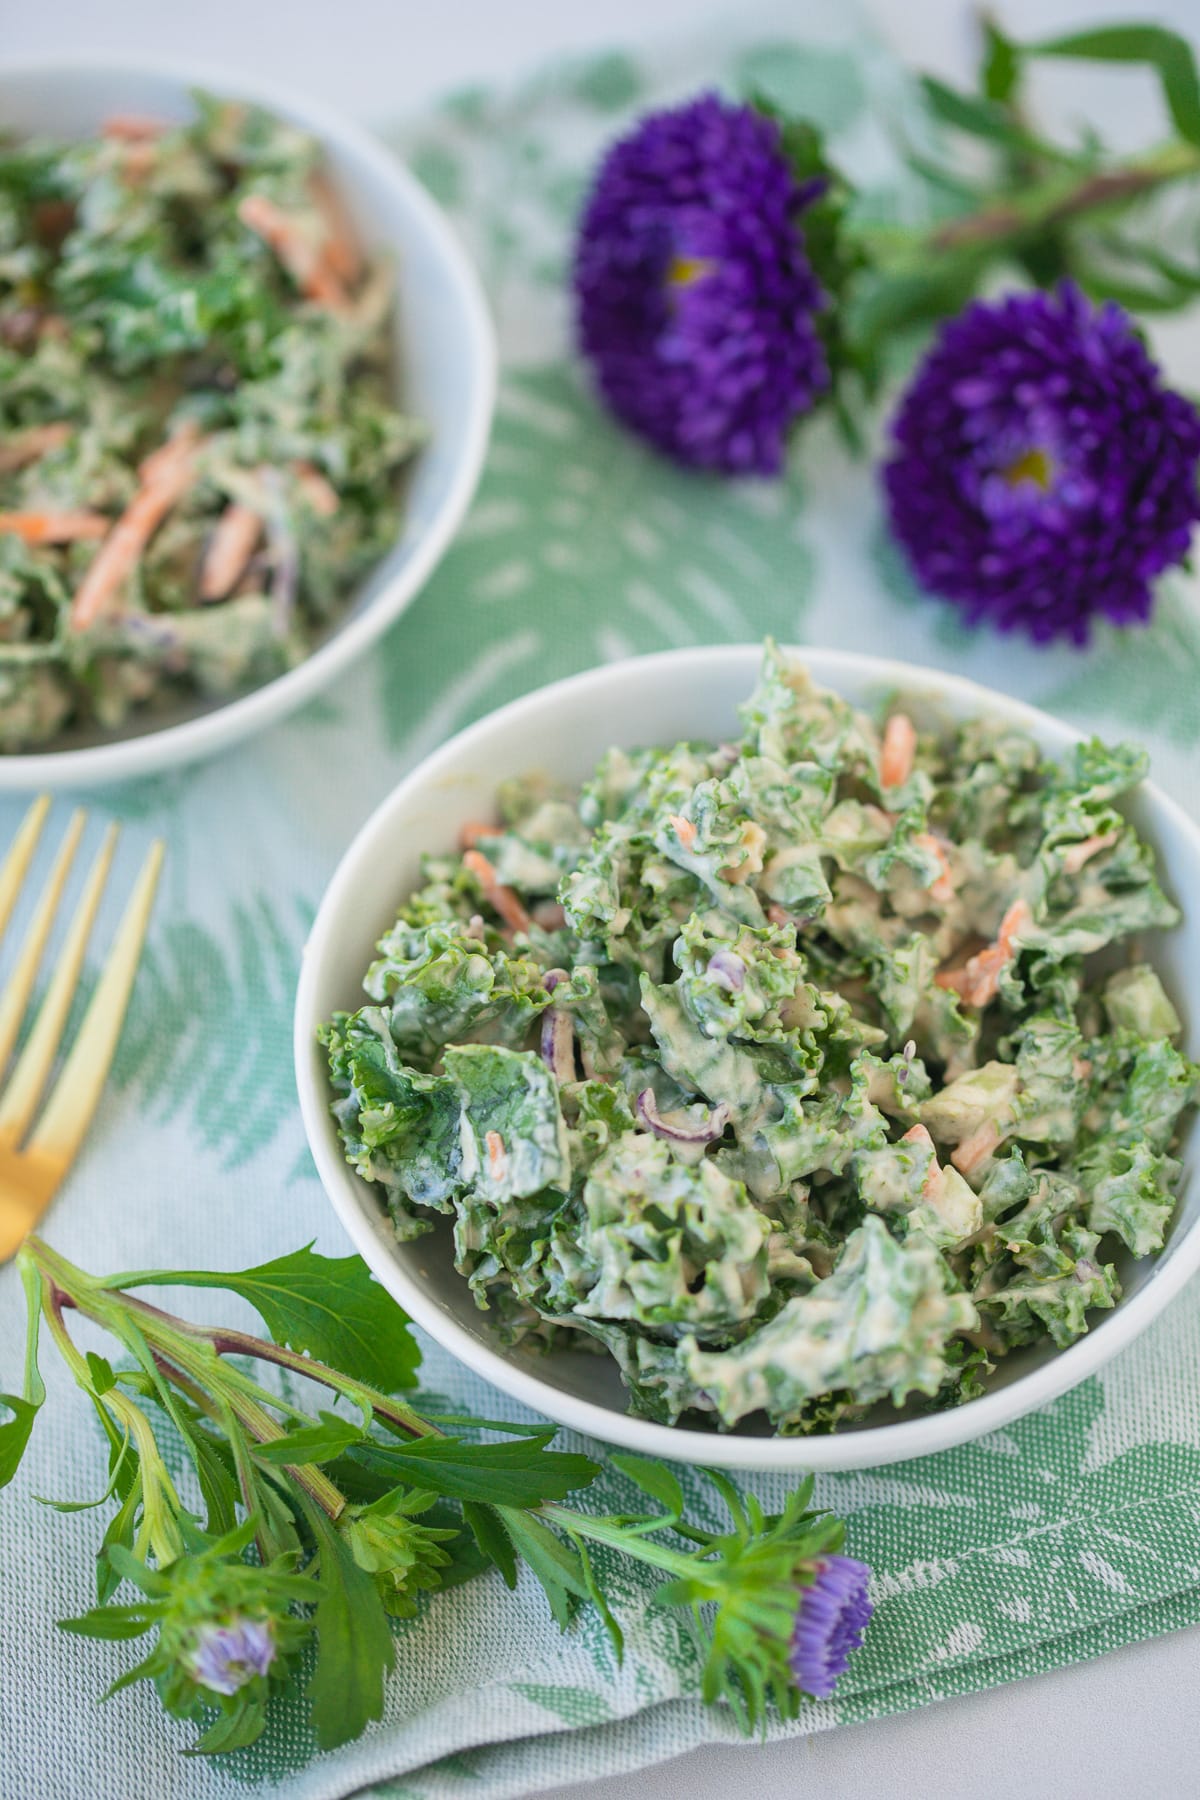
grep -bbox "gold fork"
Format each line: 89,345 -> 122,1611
0,796 -> 163,1261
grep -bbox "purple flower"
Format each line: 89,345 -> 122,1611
187,1616 -> 275,1696
789,1555 -> 872,1699
884,283 -> 1200,644
573,94 -> 830,474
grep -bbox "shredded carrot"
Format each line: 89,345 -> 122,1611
309,170 -> 362,284
667,813 -> 697,850
0,422 -> 73,476
935,898 -> 1031,1008
952,1120 -> 1001,1176
766,903 -> 792,927
292,462 -> 339,517
900,1123 -> 948,1198
880,712 -> 916,788
458,821 -> 496,849
69,423 -> 202,631
913,832 -> 956,904
996,898 -> 1031,954
485,1130 -> 508,1181
1061,831 -> 1119,876
0,510 -> 109,545
137,425 -> 202,491
102,114 -> 168,141
119,141 -> 159,185
198,503 -> 263,601
462,849 -> 532,935
1073,1056 -> 1093,1082
238,193 -> 350,312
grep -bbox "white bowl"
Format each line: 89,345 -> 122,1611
0,58 -> 495,788
295,647 -> 1200,1472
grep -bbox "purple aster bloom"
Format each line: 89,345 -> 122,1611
573,94 -> 830,474
788,1555 -> 873,1699
884,282 -> 1200,644
188,1616 -> 275,1696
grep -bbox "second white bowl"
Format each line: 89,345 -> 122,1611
295,647 -> 1200,1472
0,58 -> 496,787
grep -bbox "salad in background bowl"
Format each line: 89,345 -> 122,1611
0,59 -> 494,786
295,646 -> 1200,1474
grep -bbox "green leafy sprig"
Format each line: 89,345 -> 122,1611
1,1237 -> 857,1753
772,20 -> 1200,378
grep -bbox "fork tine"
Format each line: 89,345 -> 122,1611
0,823 -> 118,1146
0,808 -> 86,1074
0,795 -> 51,947
28,839 -> 164,1170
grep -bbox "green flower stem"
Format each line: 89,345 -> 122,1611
866,137 -> 1200,266
25,1239 -> 347,1522
194,1325 -> 440,1442
541,1504 -> 720,1592
115,1291 -> 439,1445
40,1239 -> 439,1442
148,1342 -> 348,1521
40,1278 -> 185,1566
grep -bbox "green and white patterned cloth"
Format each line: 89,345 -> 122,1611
6,10 -> 1200,1798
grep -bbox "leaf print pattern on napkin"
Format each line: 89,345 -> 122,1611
819,1376 -> 1200,1717
377,362 -> 816,747
1042,584 -> 1200,748
112,894 -> 311,1168
401,54 -> 650,318
733,41 -> 867,135
509,1684 -> 615,1727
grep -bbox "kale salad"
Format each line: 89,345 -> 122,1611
0,96 -> 421,749
326,646 -> 1197,1435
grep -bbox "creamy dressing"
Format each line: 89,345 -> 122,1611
326,644 -> 1197,1434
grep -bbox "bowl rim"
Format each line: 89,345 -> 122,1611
0,52 -> 497,788
295,643 -> 1200,1470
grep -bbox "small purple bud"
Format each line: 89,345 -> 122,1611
788,1556 -> 873,1700
706,949 -> 746,993
188,1617 -> 275,1696
637,1087 -> 731,1145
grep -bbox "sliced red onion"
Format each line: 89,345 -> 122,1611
707,948 -> 746,993
637,1088 -> 731,1144
540,1007 -> 575,1083
543,968 -> 567,993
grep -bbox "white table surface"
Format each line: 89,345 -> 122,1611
7,3 -> 1200,1795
